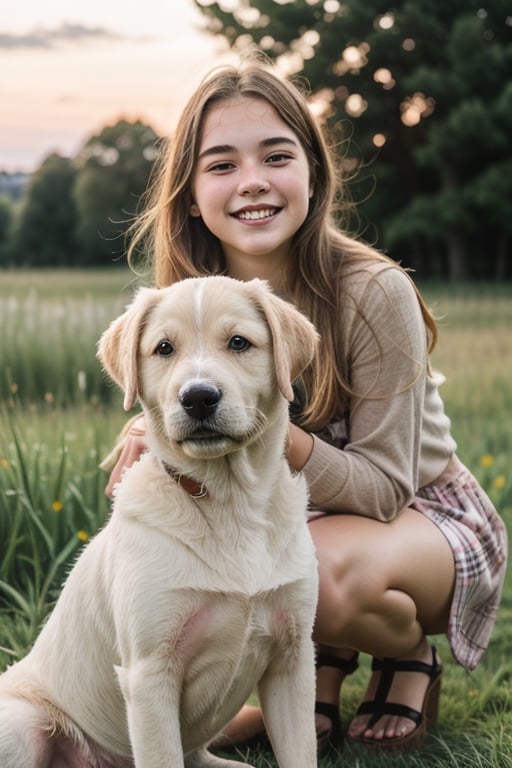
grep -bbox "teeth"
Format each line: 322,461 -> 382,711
237,209 -> 276,220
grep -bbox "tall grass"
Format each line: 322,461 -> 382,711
0,405 -> 129,663
0,268 -> 141,407
0,268 -> 134,660
0,271 -> 511,767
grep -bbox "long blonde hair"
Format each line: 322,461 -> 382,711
128,61 -> 437,431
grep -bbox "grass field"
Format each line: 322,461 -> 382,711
0,269 -> 511,767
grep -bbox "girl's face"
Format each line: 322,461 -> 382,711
191,96 -> 313,282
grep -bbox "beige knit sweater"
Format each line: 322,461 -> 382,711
303,261 -> 456,521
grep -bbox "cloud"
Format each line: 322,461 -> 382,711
0,22 -> 138,50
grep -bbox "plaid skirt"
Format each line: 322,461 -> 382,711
412,455 -> 508,671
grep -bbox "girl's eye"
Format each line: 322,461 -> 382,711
208,161 -> 235,173
154,340 -> 174,357
228,335 -> 251,352
266,152 -> 293,164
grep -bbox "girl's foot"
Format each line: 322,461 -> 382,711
347,638 -> 442,750
209,705 -> 267,751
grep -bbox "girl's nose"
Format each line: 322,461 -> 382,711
237,168 -> 270,196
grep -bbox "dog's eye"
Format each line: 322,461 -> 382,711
228,335 -> 251,352
154,339 -> 174,357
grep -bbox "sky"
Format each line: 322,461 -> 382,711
1,1 -> 236,172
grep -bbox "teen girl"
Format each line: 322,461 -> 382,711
105,61 -> 507,752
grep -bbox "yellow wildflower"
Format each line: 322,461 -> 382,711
494,475 -> 506,490
0,458 -> 9,469
52,501 -> 63,512
77,530 -> 89,542
479,454 -> 494,468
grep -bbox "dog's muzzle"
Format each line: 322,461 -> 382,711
174,382 -> 247,453
179,383 -> 222,422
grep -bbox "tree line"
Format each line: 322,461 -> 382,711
0,120 -> 160,269
1,0 -> 510,279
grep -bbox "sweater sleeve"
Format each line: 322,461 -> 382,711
303,266 -> 426,521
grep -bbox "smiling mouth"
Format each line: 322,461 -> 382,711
234,208 -> 280,221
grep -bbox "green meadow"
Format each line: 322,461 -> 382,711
0,269 -> 510,767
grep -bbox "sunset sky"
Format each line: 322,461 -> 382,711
1,1 -> 235,172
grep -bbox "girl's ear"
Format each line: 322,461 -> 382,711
190,203 -> 201,217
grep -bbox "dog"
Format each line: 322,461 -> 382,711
0,276 -> 320,768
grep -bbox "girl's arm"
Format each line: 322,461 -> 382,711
287,422 -> 314,471
297,267 -> 430,521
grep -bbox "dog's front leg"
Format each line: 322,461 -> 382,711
116,661 -> 185,768
258,637 -> 318,768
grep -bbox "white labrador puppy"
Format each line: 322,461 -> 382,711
0,276 -> 320,768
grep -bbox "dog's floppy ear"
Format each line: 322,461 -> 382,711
97,287 -> 159,411
246,279 -> 319,401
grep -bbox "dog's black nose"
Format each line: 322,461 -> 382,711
179,383 -> 222,421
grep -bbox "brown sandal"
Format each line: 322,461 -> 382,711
350,645 -> 442,752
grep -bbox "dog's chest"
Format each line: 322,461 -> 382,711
182,531 -> 311,595
175,588 -> 306,734
176,588 -> 298,659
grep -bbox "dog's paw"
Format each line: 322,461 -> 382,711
185,746 -> 255,768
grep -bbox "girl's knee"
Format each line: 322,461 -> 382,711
315,556 -> 384,642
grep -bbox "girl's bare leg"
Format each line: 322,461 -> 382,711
309,507 -> 455,741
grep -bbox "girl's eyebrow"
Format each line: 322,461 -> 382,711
198,136 -> 298,160
198,144 -> 234,160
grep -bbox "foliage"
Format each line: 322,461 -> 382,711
3,119 -> 160,269
0,416 -> 114,653
73,119 -> 160,265
10,154 -> 78,267
195,0 -> 512,279
0,270 -> 511,766
0,196 -> 13,264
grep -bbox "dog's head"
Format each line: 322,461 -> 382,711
98,276 -> 319,459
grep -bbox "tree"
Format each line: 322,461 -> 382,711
72,119 -> 160,265
11,153 -> 78,267
0,196 -> 14,266
195,0 -> 512,279
386,7 -> 512,279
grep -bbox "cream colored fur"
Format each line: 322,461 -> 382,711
0,276 -> 319,768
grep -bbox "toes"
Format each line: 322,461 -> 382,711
385,715 -> 415,740
347,715 -> 370,739
349,714 -> 416,742
315,713 -> 331,740
383,716 -> 401,739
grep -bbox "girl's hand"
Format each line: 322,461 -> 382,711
287,421 -> 314,471
102,416 -> 147,498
